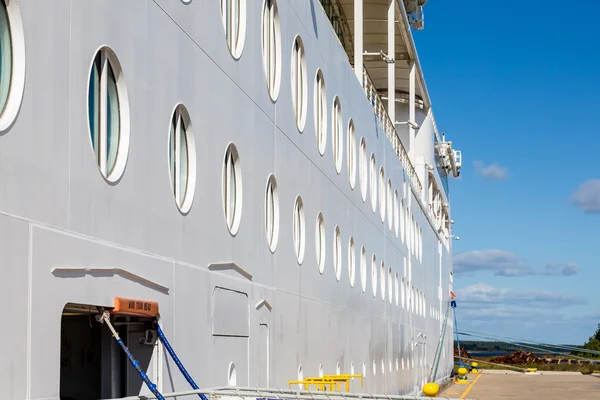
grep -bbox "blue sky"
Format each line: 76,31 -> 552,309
413,0 -> 600,345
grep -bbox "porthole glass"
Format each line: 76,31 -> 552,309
347,119 -> 356,189
360,246 -> 367,293
293,196 -> 306,264
411,215 -> 416,256
332,96 -> 343,174
314,70 -> 327,154
371,254 -> 377,297
388,266 -> 393,304
380,261 -> 385,301
291,36 -> 307,132
400,199 -> 405,243
348,237 -> 356,287
394,190 -> 400,238
88,47 -> 130,182
168,104 -> 196,213
296,365 -> 304,389
419,227 -> 423,261
316,212 -> 325,274
265,175 -> 279,252
223,144 -> 242,235
228,362 -> 237,386
395,272 -> 399,306
405,207 -> 410,249
261,0 -> 281,100
379,167 -> 385,222
401,277 -> 405,309
221,0 -> 246,58
370,154 -> 377,213
359,138 -> 368,202
387,179 -> 393,230
333,225 -> 342,281
0,0 -> 12,116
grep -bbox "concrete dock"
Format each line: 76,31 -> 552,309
440,371 -> 600,399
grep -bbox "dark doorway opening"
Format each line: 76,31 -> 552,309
59,303 -> 158,400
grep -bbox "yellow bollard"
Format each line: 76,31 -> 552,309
456,367 -> 469,384
422,382 -> 440,397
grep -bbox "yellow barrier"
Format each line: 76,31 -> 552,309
288,374 -> 364,392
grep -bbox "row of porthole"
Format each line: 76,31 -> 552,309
253,0 -> 425,259
295,355 -> 425,383
87,42 -> 426,279
0,0 -> 426,264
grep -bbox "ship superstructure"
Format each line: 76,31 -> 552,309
0,0 -> 460,399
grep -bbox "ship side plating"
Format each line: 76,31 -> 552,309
0,0 -> 458,399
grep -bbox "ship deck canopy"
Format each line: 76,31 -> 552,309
335,0 -> 430,108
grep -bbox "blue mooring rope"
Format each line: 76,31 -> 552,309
100,312 -> 165,399
156,323 -> 209,400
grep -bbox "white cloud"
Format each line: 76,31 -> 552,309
456,283 -> 588,308
569,179 -> 600,213
473,160 -> 509,180
453,249 -> 581,277
454,284 -> 595,344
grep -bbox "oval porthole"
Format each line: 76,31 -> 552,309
347,119 -> 357,189
314,69 -> 327,155
332,96 -> 343,174
293,196 -> 306,264
333,225 -> 342,281
379,167 -> 386,222
291,36 -> 307,132
348,237 -> 355,288
168,104 -> 196,214
370,154 -> 377,213
359,138 -> 368,201
0,0 -> 25,134
223,143 -> 243,235
316,212 -> 325,274
265,174 -> 280,252
261,0 -> 281,101
380,261 -> 386,301
228,362 -> 237,386
371,254 -> 377,297
360,246 -> 367,293
220,0 -> 247,59
87,46 -> 130,183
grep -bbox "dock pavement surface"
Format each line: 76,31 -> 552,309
440,370 -> 600,400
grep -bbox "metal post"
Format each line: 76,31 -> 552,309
387,0 -> 395,123
354,0 -> 363,83
409,60 -> 416,160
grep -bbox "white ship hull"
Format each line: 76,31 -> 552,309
0,1 -> 456,399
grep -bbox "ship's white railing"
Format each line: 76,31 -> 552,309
109,386 -> 467,400
361,70 -> 423,198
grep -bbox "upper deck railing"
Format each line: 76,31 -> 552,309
361,70 -> 423,197
316,0 -> 423,200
